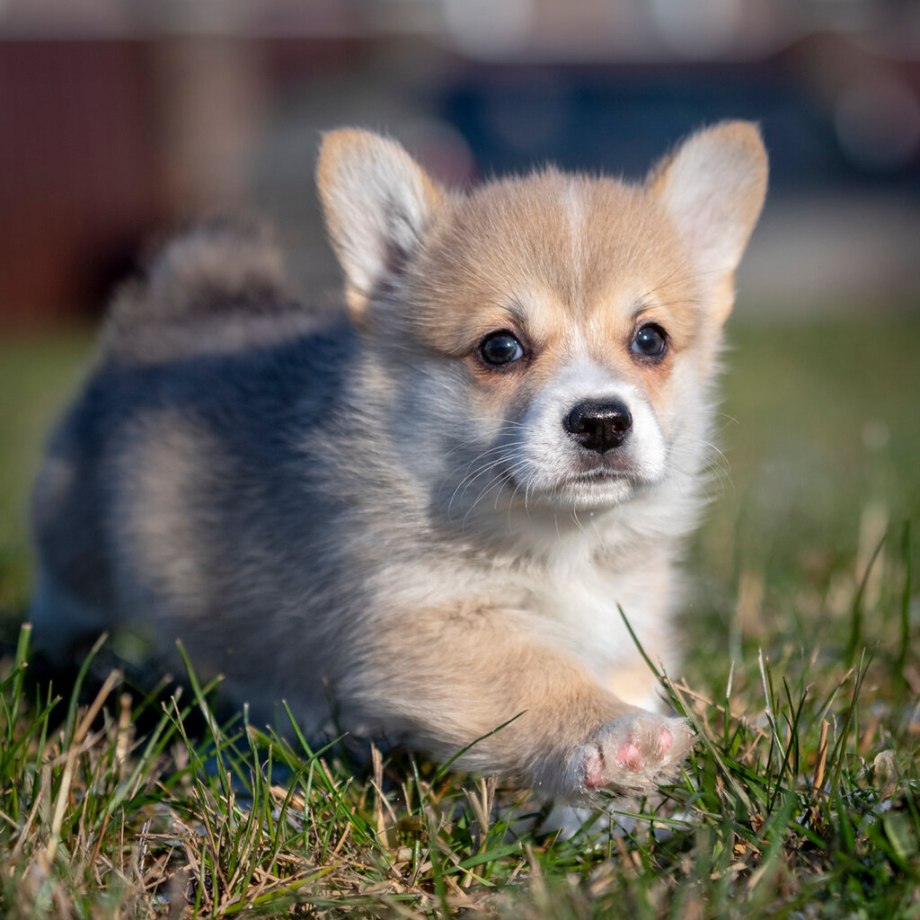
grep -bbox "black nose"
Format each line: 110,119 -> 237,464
564,399 -> 633,453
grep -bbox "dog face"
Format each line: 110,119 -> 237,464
317,126 -> 767,519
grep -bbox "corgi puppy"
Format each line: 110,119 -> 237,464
30,123 -> 767,800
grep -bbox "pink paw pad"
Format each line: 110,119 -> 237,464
616,741 -> 643,770
615,726 -> 672,770
575,714 -> 692,794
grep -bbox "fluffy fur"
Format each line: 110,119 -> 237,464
30,124 -> 767,800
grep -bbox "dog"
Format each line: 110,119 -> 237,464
30,123 -> 767,800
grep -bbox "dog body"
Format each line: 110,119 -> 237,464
31,124 -> 767,798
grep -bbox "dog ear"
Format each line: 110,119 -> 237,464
317,129 -> 445,323
650,122 -> 767,291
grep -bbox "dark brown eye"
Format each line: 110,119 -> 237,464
631,323 -> 668,360
479,331 -> 524,367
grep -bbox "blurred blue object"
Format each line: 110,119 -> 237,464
441,63 -> 919,195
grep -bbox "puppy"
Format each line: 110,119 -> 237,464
30,123 -> 767,800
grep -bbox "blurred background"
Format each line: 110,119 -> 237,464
1,0 -> 918,669
0,0 -> 920,327
2,0 -> 920,324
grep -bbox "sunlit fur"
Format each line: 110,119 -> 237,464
30,126 -> 767,799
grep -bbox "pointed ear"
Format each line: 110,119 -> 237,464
316,129 -> 445,322
651,121 -> 767,290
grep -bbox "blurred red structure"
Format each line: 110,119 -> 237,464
0,0 -> 918,327
0,41 -> 160,324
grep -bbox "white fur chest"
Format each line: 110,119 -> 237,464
509,534 -> 679,712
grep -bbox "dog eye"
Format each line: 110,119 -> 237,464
479,331 -> 525,367
631,323 -> 668,360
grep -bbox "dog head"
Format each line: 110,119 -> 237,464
317,125 -> 767,524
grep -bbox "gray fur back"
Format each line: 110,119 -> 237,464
31,222 -> 363,724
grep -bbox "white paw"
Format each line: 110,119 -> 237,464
571,712 -> 693,794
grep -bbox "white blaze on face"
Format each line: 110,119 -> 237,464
510,353 -> 668,508
562,177 -> 585,301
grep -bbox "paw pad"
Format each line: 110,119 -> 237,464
575,712 -> 692,794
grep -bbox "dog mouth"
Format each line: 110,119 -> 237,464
448,437 -> 659,515
567,466 -> 631,482
508,459 -> 652,506
546,449 -> 666,499
564,454 -> 644,483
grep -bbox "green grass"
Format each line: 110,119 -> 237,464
0,317 -> 918,917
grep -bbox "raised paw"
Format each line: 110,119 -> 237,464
571,712 -> 693,794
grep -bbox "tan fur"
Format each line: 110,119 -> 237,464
317,122 -> 767,795
359,604 -> 632,786
317,129 -> 445,322
117,412 -> 220,606
32,123 -> 767,803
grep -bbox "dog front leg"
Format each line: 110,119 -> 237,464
344,607 -> 692,799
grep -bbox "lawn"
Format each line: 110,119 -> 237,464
0,316 -> 918,917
